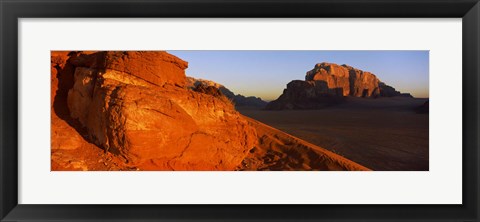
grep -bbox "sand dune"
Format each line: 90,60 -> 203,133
237,117 -> 370,171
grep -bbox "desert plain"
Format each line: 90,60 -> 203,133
239,97 -> 428,171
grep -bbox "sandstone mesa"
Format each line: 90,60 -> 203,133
266,62 -> 413,110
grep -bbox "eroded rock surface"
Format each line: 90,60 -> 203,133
54,51 -> 257,170
266,62 -> 413,110
187,77 -> 267,108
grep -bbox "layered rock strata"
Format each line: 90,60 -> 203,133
266,62 -> 412,110
54,51 -> 257,170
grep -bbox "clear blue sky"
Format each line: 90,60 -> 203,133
168,51 -> 429,101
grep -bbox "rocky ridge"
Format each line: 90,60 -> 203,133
187,77 -> 267,108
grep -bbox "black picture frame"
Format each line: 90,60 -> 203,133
1,0 -> 479,221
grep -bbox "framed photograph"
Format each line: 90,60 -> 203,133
1,0 -> 479,221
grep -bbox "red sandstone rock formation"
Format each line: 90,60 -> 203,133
266,62 -> 413,110
51,52 -> 86,151
53,51 -> 257,170
51,52 -> 370,171
306,63 -> 381,97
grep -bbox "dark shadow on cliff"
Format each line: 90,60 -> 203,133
52,52 -> 105,152
265,80 -> 346,110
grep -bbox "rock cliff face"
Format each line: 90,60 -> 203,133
187,77 -> 267,108
53,51 -> 257,170
266,62 -> 412,110
51,52 -> 87,151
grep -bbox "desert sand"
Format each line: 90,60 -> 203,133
238,117 -> 370,171
239,97 -> 429,171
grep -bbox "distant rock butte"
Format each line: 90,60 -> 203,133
187,77 -> 268,108
266,62 -> 413,110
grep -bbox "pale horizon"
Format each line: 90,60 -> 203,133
168,50 -> 429,101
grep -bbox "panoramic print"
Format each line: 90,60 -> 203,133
51,51 -> 429,171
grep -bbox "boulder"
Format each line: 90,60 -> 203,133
60,51 -> 257,170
